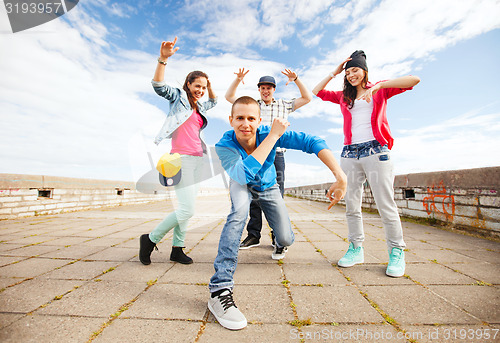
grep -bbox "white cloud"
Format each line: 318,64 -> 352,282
325,0 -> 500,77
108,3 -> 137,18
285,162 -> 335,188
1,0 -> 499,186
176,0 -> 334,52
392,107 -> 500,175
0,7 -> 160,181
0,4 -> 295,182
327,128 -> 343,135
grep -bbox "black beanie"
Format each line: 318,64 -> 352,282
345,50 -> 367,71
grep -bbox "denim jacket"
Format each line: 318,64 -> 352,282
151,80 -> 217,148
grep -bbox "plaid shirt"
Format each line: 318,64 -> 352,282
257,98 -> 295,125
257,98 -> 295,152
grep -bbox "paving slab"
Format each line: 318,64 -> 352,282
290,284 -> 383,324
159,261 -> 213,284
429,285 -> 500,322
0,277 -> 24,289
0,256 -> 27,266
43,260 -> 120,280
0,315 -> 104,343
0,277 -> 85,312
100,261 -> 172,283
361,285 -> 481,325
0,257 -> 69,278
0,243 -> 24,253
405,263 -> 477,285
124,283 -> 208,320
39,244 -> 105,259
445,262 -> 500,285
200,323 -> 293,343
38,236 -> 91,246
38,280 -> 146,317
84,246 -> 138,262
214,284 -> 294,324
0,313 -> 23,329
0,194 -> 498,342
339,264 -> 414,286
284,241 -> 331,264
282,262 -> 348,286
94,318 -> 201,343
0,244 -> 61,257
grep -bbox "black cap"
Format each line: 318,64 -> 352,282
345,50 -> 368,71
257,75 -> 276,87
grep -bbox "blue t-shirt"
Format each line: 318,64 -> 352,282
215,126 -> 329,191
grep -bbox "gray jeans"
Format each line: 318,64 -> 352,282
340,140 -> 405,250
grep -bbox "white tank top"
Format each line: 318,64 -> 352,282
350,99 -> 375,144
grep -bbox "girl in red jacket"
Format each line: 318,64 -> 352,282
313,50 -> 420,277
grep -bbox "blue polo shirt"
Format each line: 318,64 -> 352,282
215,126 -> 329,191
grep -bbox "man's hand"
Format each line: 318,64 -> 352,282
234,68 -> 250,84
269,118 -> 290,139
326,178 -> 346,210
282,68 -> 298,86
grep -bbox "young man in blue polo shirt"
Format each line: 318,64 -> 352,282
225,68 -> 313,254
207,96 -> 347,330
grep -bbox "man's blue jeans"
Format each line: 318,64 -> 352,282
209,180 -> 294,292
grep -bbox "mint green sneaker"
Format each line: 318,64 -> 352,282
338,242 -> 364,267
386,247 -> 405,277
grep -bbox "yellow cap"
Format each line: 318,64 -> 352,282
156,153 -> 181,177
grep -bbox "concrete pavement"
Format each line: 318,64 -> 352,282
0,194 -> 498,342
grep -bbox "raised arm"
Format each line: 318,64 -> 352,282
316,149 -> 347,209
251,117 -> 289,164
153,37 -> 180,82
281,69 -> 312,110
225,68 -> 249,104
207,78 -> 216,100
359,75 -> 421,103
312,57 -> 351,95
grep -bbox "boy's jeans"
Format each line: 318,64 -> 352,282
209,180 -> 294,292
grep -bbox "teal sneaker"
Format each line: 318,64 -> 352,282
338,242 -> 364,267
386,247 -> 405,277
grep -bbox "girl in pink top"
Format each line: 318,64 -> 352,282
313,50 -> 420,278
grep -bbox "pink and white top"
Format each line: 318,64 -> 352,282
170,110 -> 204,157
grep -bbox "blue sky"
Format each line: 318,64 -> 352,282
1,0 -> 499,188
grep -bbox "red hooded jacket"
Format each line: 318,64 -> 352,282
317,81 -> 412,149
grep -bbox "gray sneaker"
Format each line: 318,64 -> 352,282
208,289 -> 247,330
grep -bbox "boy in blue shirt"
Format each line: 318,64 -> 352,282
208,96 -> 347,330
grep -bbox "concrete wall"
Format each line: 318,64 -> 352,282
0,173 -> 226,220
285,167 -> 500,239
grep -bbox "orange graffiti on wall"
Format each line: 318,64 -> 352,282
422,181 -> 455,221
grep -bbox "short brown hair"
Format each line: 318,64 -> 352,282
231,96 -> 260,116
